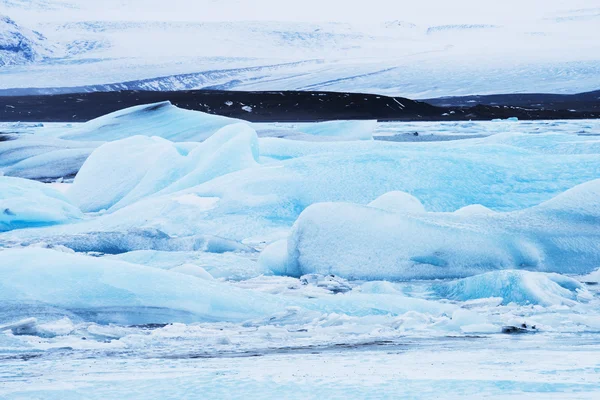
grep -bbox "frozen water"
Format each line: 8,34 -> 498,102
283,180 -> 600,280
57,101 -> 247,142
170,264 -> 214,280
368,191 -> 427,213
108,250 -> 267,280
0,247 -> 285,324
296,120 -> 376,141
67,123 -> 259,211
108,250 -> 269,280
0,176 -> 82,232
0,135 -> 97,181
1,117 -> 600,399
433,270 -> 590,306
0,105 -> 380,186
0,248 -> 458,325
17,229 -> 255,254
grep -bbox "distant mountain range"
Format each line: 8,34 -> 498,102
0,1 -> 599,98
0,15 -> 54,66
1,89 -> 598,123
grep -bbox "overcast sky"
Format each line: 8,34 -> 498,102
3,0 -> 597,25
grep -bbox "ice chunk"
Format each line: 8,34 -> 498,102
21,229 -> 255,255
67,135 -> 186,212
3,148 -> 93,181
0,248 -> 455,325
108,250 -> 268,280
58,101 -> 247,142
579,268 -> 600,284
300,274 -> 352,294
434,270 -> 588,306
368,191 -> 426,213
170,264 -> 214,280
257,120 -> 375,142
0,136 -> 97,181
0,317 -> 38,335
453,204 -> 495,216
360,281 -> 401,294
282,179 -> 600,280
0,176 -> 83,232
5,131 -> 600,252
258,239 -> 293,276
297,120 -> 375,141
67,123 -> 259,212
0,248 -> 284,325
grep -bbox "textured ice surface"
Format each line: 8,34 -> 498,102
0,176 -> 82,232
67,123 -> 259,211
0,248 -> 458,325
433,270 -> 590,306
57,101 -> 247,142
0,248 -> 285,324
0,105 -> 380,185
368,191 -> 427,213
283,180 -> 600,280
2,118 -> 600,399
0,135 -> 97,181
108,250 -> 269,280
296,120 -> 376,141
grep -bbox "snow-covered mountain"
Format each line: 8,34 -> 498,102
0,1 -> 599,97
0,14 -> 55,66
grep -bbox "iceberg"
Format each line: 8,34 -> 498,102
0,136 -> 97,181
17,229 -> 255,255
0,248 -> 284,325
4,129 -> 600,253
281,180 -> 600,280
67,123 -> 259,212
58,101 -> 247,142
0,176 -> 83,232
109,250 -> 270,280
296,120 -> 376,141
433,270 -> 589,306
368,191 -> 426,213
0,248 -> 455,325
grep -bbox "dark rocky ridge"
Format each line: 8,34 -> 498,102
425,90 -> 600,113
0,89 -> 599,123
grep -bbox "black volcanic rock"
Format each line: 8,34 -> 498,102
0,89 -> 598,123
425,90 -> 600,113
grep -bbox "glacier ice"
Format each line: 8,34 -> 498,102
0,248 -> 285,324
58,101 -> 248,142
281,180 -> 600,280
368,191 -> 426,213
16,229 -> 255,255
433,270 -> 589,306
258,239 -> 290,276
296,120 -> 376,141
0,248 -> 456,325
169,264 -> 214,280
107,250 -> 268,280
0,176 -> 82,232
67,123 -> 259,212
0,136 -> 97,181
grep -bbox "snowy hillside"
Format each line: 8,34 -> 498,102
0,0 -> 598,96
0,14 -> 55,66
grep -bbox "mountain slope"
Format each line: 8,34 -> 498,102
0,15 -> 54,66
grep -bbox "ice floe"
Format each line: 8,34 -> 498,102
281,180 -> 600,280
0,176 -> 82,232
